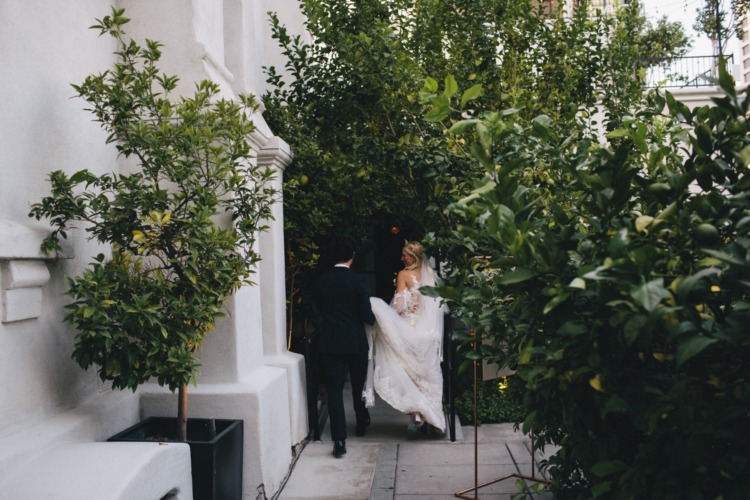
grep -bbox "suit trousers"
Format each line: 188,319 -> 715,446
322,351 -> 369,441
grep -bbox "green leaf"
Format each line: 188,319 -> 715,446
623,315 -> 646,346
531,114 -> 551,138
718,59 -> 735,95
591,481 -> 613,498
443,75 -> 458,99
590,460 -> 628,478
675,268 -> 722,302
498,267 -> 537,285
568,277 -> 586,289
423,76 -> 438,93
544,291 -> 571,314
632,122 -> 647,153
701,249 -> 746,267
603,394 -> 629,414
558,322 -> 587,335
448,119 -> 481,135
666,92 -> 692,122
676,335 -> 718,366
606,128 -> 629,139
519,349 -> 532,364
630,279 -> 669,312
635,215 -> 654,233
459,84 -> 483,109
739,146 -> 750,168
424,94 -> 451,122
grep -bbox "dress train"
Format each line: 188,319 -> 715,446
363,260 -> 446,432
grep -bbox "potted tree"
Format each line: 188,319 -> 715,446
29,8 -> 276,499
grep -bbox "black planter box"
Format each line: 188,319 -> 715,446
109,416 -> 243,500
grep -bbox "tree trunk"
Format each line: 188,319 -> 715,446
177,383 -> 188,441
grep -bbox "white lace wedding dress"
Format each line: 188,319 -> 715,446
362,260 -> 446,432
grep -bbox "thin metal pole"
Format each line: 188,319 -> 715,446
473,336 -> 478,499
715,0 -> 723,56
454,333 -> 550,499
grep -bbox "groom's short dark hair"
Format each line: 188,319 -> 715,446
329,238 -> 356,264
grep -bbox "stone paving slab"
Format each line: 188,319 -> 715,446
396,442 -> 515,466
395,463 -> 522,496
389,439 -> 552,499
278,442 -> 381,500
276,383 -> 553,500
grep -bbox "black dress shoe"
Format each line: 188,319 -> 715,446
333,440 -> 346,458
355,417 -> 370,437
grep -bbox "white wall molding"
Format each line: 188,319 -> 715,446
257,136 -> 292,171
0,219 -> 71,261
0,220 -> 69,323
2,273 -> 47,323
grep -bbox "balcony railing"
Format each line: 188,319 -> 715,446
640,54 -> 734,89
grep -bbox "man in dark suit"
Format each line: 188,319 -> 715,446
314,241 -> 376,458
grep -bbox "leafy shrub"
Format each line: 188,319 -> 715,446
429,63 -> 750,498
455,374 -> 526,426
29,9 -> 276,440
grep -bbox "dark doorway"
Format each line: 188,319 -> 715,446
373,224 -> 410,302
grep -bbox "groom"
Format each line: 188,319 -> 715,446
314,240 -> 376,458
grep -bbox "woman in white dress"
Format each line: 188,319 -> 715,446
363,241 -> 446,435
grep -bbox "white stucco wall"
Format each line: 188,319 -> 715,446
0,0 -> 124,439
668,86 -> 729,110
222,0 -> 312,98
0,1 -> 308,498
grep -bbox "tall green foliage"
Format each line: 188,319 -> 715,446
264,0 -> 683,318
29,9 -> 277,440
426,60 -> 750,497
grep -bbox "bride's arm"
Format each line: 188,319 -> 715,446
395,270 -> 408,293
391,271 -> 409,314
392,270 -> 421,315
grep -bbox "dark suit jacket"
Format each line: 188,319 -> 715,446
314,266 -> 376,354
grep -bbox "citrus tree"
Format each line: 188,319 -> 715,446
425,60 -> 750,498
29,8 -> 277,441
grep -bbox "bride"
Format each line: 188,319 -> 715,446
363,241 -> 446,435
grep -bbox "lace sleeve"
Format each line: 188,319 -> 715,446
391,287 -> 421,320
391,290 -> 410,316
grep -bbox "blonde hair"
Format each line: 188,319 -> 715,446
403,241 -> 424,270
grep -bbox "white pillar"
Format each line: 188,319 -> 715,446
257,137 -> 309,448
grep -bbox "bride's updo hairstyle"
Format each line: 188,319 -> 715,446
403,241 -> 424,270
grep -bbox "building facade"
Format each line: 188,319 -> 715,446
535,0 -> 624,16
0,1 -> 309,498
739,14 -> 750,84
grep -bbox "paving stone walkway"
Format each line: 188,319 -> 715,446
277,387 -> 555,499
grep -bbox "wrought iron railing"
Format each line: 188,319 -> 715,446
640,54 -> 734,89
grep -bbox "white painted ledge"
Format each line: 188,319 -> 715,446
0,219 -> 71,260
0,442 -> 192,500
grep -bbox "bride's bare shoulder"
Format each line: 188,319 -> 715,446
397,269 -> 421,285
